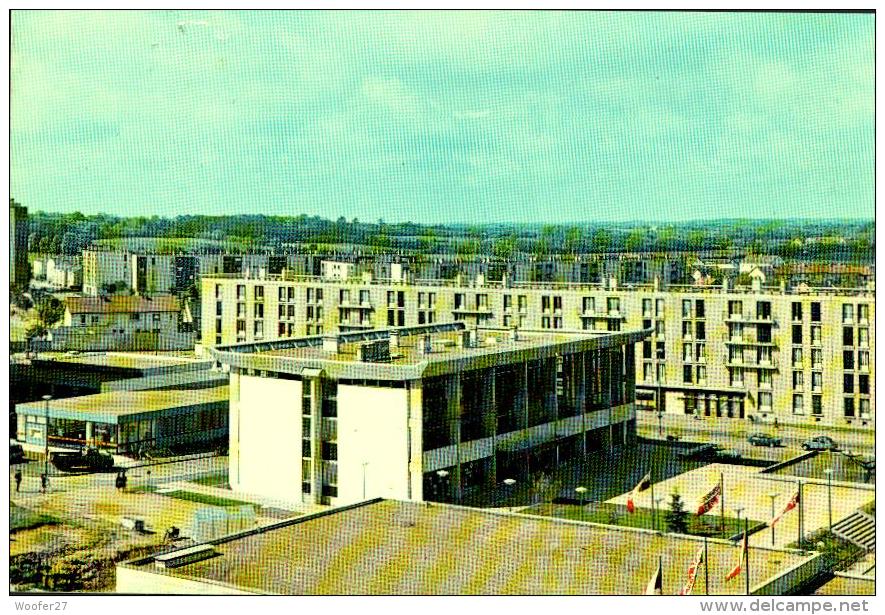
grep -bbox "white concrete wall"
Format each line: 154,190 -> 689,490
337,384 -> 410,503
116,566 -> 253,595
231,374 -> 302,501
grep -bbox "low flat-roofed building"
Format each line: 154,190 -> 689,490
15,386 -> 228,454
116,499 -> 821,595
210,322 -> 647,507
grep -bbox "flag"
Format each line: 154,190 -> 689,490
770,491 -> 800,527
678,545 -> 706,595
725,533 -> 747,582
627,473 -> 651,514
696,483 -> 721,516
645,559 -> 663,595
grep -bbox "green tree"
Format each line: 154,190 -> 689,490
25,321 -> 48,340
665,492 -> 689,534
36,297 -> 65,328
590,229 -> 611,253
625,229 -> 644,252
492,235 -> 518,260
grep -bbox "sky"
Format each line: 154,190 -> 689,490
10,10 -> 875,224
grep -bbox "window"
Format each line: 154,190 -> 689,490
811,302 -> 821,322
553,296 -> 562,313
858,328 -> 869,348
321,442 -> 337,461
758,370 -> 772,388
757,347 -> 772,365
360,290 -> 370,305
302,440 -> 311,457
682,343 -> 692,362
131,313 -> 141,321
792,302 -> 803,321
656,298 -> 664,317
843,397 -> 855,418
643,298 -> 652,317
695,321 -> 706,340
237,285 -> 246,301
643,362 -> 653,382
728,300 -> 743,318
843,351 -> 855,370
730,368 -> 744,387
682,321 -> 693,339
859,399 -> 870,418
792,348 -> 803,367
253,321 -> 263,338
843,374 -> 854,393
503,295 -> 512,311
757,324 -> 772,343
683,365 -> 693,383
792,394 -> 804,415
858,304 -> 869,324
696,365 -> 706,383
811,325 -> 821,346
759,392 -> 772,410
793,371 -> 804,390
255,286 -> 264,300
811,349 -> 822,369
582,297 -> 595,314
756,301 -> 771,320
215,284 -> 221,299
279,287 -> 287,302
682,300 -> 692,318
655,320 -> 664,336
237,303 -> 246,318
607,297 -> 620,314
858,351 -> 869,371
254,303 -> 264,319
792,324 -> 803,345
729,323 -> 744,341
843,327 -> 854,347
812,395 -> 822,416
656,341 -> 665,359
858,374 -> 869,395
842,304 -> 854,324
811,372 -> 822,393
695,300 -> 705,318
643,341 -> 652,359
695,344 -> 706,362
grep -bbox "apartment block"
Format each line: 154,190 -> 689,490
202,275 -> 874,430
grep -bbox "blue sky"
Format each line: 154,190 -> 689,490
10,10 -> 874,223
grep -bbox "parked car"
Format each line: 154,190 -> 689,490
10,443 -> 25,464
802,435 -> 838,451
748,432 -> 782,447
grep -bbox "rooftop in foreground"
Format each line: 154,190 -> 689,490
119,499 -> 815,595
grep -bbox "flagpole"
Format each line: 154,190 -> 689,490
704,536 -> 709,595
798,480 -> 804,546
720,472 -> 725,537
659,555 -> 664,596
744,517 -> 750,596
651,476 -> 657,532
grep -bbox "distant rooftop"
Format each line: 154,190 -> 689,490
120,499 -> 814,595
65,294 -> 180,315
46,351 -> 205,371
209,323 -> 649,381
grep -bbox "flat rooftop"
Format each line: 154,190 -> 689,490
16,385 -> 228,422
210,323 -> 649,380
122,499 -> 814,595
42,351 -> 202,371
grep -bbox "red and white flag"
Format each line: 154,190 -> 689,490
627,473 -> 651,514
725,533 -> 747,582
696,483 -> 721,516
678,545 -> 706,595
770,491 -> 800,527
645,559 -> 663,595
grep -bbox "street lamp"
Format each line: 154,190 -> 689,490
42,395 -> 52,481
654,497 -> 664,532
436,469 -> 449,503
734,506 -> 744,536
503,478 -> 516,512
656,349 -> 665,436
767,492 -> 779,546
823,468 -> 834,531
575,486 -> 587,510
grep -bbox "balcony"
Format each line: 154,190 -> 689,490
338,301 -> 374,310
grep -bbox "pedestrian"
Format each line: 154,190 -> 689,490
40,473 -> 48,493
14,469 -> 22,492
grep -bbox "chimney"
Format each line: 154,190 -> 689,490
322,336 -> 340,353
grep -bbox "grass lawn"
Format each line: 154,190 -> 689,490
524,502 -> 759,538
135,486 -> 253,508
10,503 -> 60,532
189,472 -> 229,488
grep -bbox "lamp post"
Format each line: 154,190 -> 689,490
503,478 -> 516,512
654,497 -> 664,532
575,486 -> 587,510
436,469 -> 449,503
767,492 -> 778,546
734,506 -> 744,537
656,349 -> 665,436
42,394 -> 52,480
823,468 -> 833,531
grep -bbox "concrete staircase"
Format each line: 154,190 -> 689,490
832,510 -> 875,552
